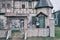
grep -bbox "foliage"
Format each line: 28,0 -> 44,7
11,30 -> 20,34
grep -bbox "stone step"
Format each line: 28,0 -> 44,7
12,32 -> 24,40
12,32 -> 24,38
12,37 -> 24,40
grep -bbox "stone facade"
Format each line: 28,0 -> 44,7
0,0 -> 55,39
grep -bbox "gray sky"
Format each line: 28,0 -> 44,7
50,0 -> 60,11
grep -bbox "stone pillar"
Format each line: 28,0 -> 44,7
24,18 -> 28,31
24,17 -> 28,40
49,18 -> 55,37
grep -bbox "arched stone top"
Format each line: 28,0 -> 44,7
36,12 -> 48,17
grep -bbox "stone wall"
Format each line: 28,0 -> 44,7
49,19 -> 55,37
0,30 -> 8,38
26,28 -> 49,37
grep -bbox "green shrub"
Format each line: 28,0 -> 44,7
11,30 -> 20,34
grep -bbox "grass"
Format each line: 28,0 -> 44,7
27,37 -> 60,40
55,27 -> 60,38
27,37 -> 54,40
27,37 -> 59,40
7,38 -> 12,40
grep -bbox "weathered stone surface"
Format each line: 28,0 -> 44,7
0,30 -> 7,38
